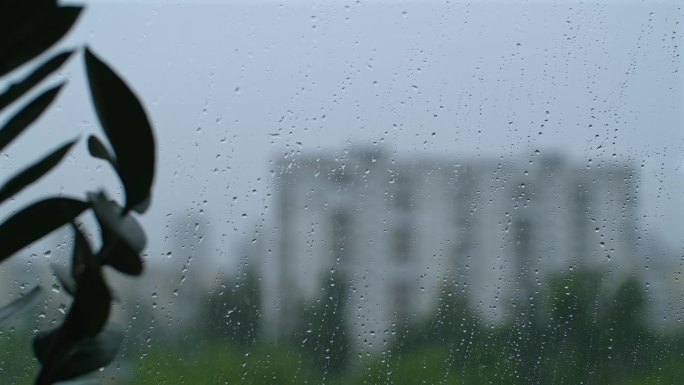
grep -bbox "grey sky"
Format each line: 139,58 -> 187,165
1,0 -> 681,272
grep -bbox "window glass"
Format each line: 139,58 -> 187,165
0,0 -> 682,384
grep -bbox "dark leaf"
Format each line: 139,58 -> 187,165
0,139 -> 76,204
89,192 -> 146,252
89,192 -> 145,275
0,285 -> 42,323
0,197 -> 87,263
34,227 -> 113,381
50,263 -> 76,297
0,6 -> 81,78
64,225 -> 111,339
106,241 -> 143,276
35,328 -> 122,384
0,84 -> 64,152
45,329 -> 123,384
86,135 -> 117,167
0,50 -> 73,113
0,2 -> 58,51
70,222 -> 94,279
84,48 -> 155,213
33,326 -> 61,365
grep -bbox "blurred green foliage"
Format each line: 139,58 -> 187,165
295,269 -> 351,375
200,268 -> 262,347
2,267 -> 682,384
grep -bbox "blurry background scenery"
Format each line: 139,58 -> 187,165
0,0 -> 683,384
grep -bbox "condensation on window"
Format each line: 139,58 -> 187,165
0,1 -> 682,384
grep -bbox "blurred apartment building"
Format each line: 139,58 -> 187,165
255,147 -> 642,350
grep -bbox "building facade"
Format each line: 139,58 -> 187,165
256,148 -> 640,351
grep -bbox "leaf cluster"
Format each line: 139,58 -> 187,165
0,2 -> 155,384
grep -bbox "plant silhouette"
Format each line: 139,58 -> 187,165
0,1 -> 155,384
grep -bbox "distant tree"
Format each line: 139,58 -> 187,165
538,269 -> 604,384
296,269 -> 350,375
541,269 -> 652,384
201,268 -> 261,347
395,284 -> 480,353
391,284 -> 518,383
599,275 -> 654,380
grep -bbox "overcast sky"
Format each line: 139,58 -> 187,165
1,0 -> 682,272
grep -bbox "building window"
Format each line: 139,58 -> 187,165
391,175 -> 412,210
393,227 -> 412,262
392,281 -> 411,322
331,210 -> 350,261
331,168 -> 350,187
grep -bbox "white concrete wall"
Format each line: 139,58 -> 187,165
258,149 -> 642,350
